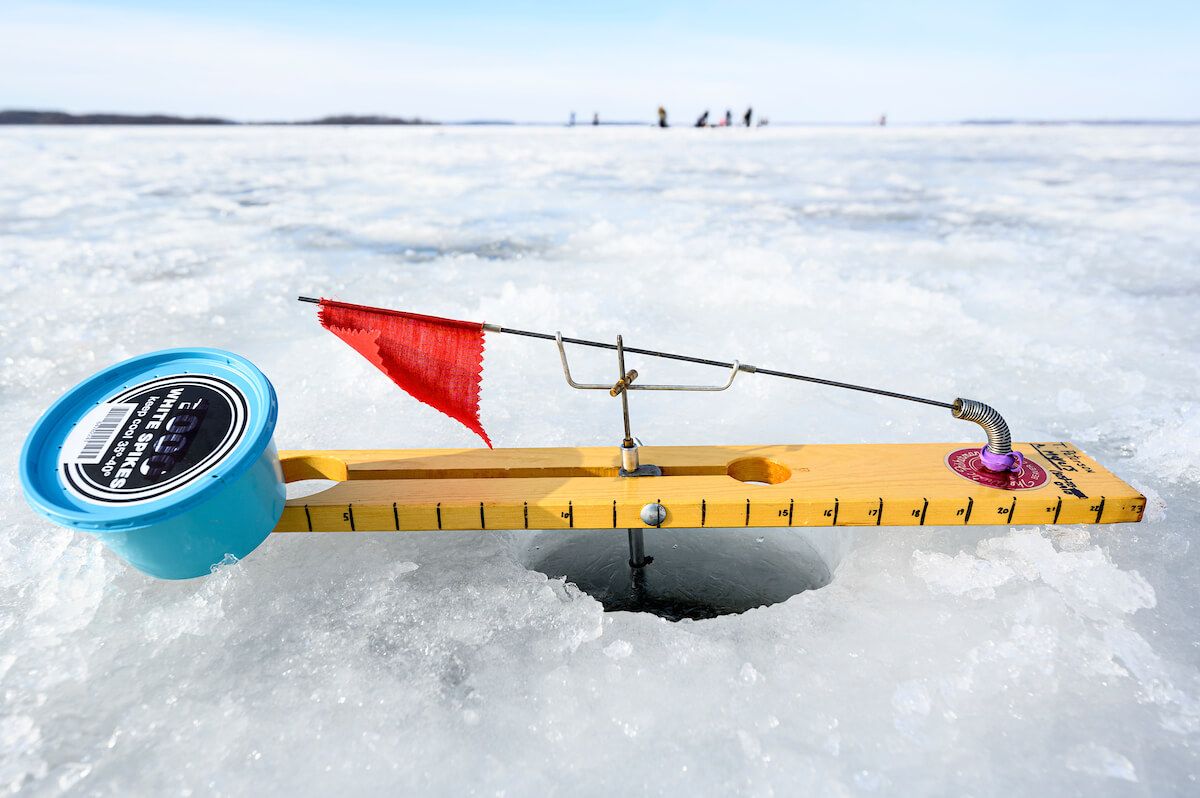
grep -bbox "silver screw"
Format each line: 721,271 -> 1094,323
640,503 -> 667,526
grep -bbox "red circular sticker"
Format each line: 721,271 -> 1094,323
945,448 -> 1048,490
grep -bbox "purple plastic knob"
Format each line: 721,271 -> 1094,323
978,446 -> 1024,474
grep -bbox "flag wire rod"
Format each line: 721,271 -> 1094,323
297,296 -> 954,410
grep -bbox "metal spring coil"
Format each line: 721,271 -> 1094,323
952,398 -> 1012,455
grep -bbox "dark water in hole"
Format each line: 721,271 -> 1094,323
525,528 -> 833,621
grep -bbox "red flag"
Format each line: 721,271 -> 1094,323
318,299 -> 492,447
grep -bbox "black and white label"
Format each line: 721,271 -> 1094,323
59,375 -> 250,504
64,403 -> 138,464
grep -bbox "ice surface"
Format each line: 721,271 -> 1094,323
1,125 -> 1199,795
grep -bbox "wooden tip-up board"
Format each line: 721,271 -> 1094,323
273,442 -> 1144,533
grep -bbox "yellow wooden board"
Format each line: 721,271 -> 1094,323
273,442 -> 1143,533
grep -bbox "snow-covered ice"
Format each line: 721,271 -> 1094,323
1,125 -> 1198,795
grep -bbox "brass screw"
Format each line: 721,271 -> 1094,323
609,369 -> 638,397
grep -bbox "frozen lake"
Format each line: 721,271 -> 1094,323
1,125 -> 1198,795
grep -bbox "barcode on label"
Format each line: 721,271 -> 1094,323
73,404 -> 136,464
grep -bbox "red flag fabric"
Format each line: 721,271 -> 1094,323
318,299 -> 492,447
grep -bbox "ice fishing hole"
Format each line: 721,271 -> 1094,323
519,527 -> 848,622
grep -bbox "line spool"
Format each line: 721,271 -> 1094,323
19,348 -> 284,579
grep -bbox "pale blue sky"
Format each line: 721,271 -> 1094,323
2,1 -> 1197,122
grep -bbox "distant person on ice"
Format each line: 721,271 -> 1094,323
657,106 -> 668,127
593,112 -> 599,126
695,110 -> 709,127
724,109 -> 732,126
743,107 -> 753,127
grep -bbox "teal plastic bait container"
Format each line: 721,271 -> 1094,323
20,349 -> 285,579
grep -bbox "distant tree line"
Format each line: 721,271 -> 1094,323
0,110 -> 437,125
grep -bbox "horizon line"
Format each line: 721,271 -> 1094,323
2,109 -> 1199,128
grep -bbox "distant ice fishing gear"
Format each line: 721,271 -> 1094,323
18,299 -> 1146,580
